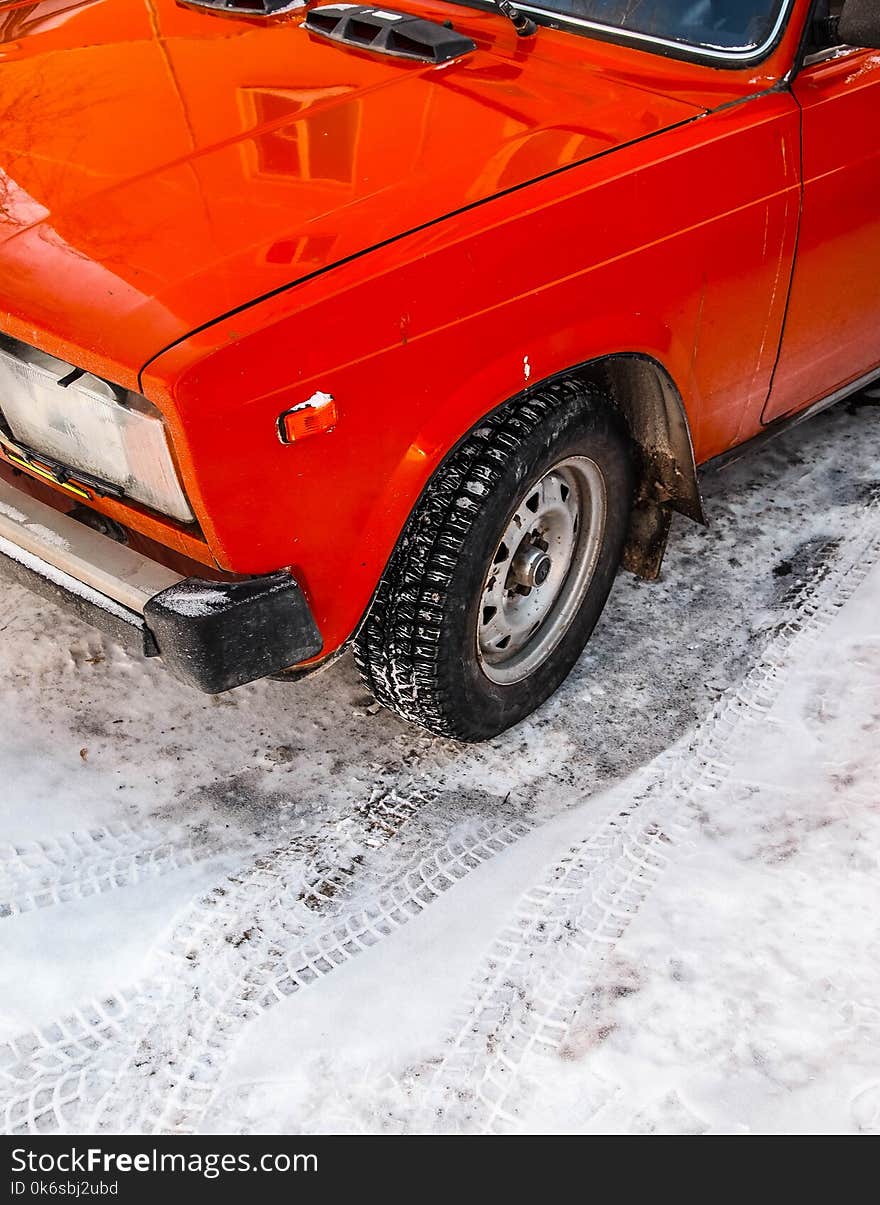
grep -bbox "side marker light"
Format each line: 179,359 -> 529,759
278,392 -> 337,444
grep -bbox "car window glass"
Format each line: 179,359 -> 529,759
539,0 -> 788,53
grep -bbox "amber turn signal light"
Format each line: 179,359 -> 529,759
277,392 -> 338,444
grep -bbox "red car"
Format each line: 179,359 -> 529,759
0,0 -> 876,740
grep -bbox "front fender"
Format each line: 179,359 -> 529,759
145,297 -> 697,658
142,93 -> 797,657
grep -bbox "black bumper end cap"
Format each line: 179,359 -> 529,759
144,571 -> 323,694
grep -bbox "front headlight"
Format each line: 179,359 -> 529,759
0,338 -> 194,523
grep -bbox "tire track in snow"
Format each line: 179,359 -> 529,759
0,787 -> 422,1131
408,489 -> 880,1133
0,784 -> 529,1134
0,742 -> 495,924
0,825 -> 234,918
7,490 -> 875,1134
119,816 -> 528,1136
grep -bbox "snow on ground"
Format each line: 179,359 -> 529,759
0,394 -> 878,1134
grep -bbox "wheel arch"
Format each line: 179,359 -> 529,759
375,351 -> 705,603
294,350 -> 706,674
575,353 -> 706,579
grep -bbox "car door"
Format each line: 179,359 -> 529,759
762,7 -> 880,423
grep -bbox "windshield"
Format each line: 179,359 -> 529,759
518,0 -> 791,57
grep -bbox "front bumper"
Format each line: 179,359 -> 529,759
0,479 -> 322,692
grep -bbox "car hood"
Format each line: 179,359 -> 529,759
0,0 -> 705,385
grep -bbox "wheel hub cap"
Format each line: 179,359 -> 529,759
476,455 -> 607,686
510,543 -> 552,589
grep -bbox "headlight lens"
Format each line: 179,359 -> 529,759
0,339 -> 194,523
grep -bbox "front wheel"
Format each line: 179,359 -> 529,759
353,381 -> 636,741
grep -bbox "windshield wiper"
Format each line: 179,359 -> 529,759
493,0 -> 537,36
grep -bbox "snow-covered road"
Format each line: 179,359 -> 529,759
1,394 -> 878,1135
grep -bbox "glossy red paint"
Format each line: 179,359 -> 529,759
0,0 -> 705,382
0,0 -> 877,663
763,44 -> 880,421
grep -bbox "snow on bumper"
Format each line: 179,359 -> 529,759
0,479 -> 322,692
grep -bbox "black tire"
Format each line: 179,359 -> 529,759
353,380 -> 636,741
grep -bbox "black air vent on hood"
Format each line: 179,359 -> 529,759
304,5 -> 476,63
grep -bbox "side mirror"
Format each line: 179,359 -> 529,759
838,0 -> 880,48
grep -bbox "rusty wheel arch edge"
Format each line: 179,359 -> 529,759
579,352 -> 706,580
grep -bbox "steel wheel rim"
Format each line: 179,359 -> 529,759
476,455 -> 607,686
